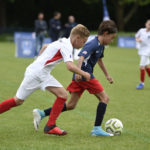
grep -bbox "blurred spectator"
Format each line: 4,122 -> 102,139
34,12 -> 47,55
63,15 -> 77,38
49,11 -> 62,41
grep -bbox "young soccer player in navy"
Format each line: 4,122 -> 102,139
33,20 -> 117,136
135,19 -> 150,89
0,24 -> 91,136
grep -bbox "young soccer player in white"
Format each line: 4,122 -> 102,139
0,24 -> 90,135
135,19 -> 150,89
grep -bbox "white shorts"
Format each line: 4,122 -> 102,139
16,72 -> 63,100
139,55 -> 150,66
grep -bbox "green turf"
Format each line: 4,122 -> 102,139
0,42 -> 150,150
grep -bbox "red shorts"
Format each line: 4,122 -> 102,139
67,78 -> 104,97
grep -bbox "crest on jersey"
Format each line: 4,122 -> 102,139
82,51 -> 87,55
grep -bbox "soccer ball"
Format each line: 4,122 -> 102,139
105,118 -> 123,135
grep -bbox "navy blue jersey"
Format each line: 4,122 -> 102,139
73,36 -> 105,80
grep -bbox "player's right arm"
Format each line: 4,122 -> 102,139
60,45 -> 90,81
74,56 -> 85,81
38,44 -> 49,56
135,29 -> 142,43
65,61 -> 90,81
136,37 -> 142,43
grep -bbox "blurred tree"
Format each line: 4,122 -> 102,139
82,0 -> 150,31
112,0 -> 150,31
1,0 -> 150,31
0,0 -> 6,27
0,0 -> 16,28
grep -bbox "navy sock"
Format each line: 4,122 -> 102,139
44,103 -> 66,116
94,102 -> 107,126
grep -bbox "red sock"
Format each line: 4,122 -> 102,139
140,69 -> 145,83
146,68 -> 150,76
47,97 -> 66,127
0,98 -> 16,114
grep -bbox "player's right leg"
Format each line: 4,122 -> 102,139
33,92 -> 80,131
0,74 -> 40,114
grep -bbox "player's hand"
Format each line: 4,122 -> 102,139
106,76 -> 113,84
75,74 -> 82,81
84,72 -> 91,81
136,38 -> 142,43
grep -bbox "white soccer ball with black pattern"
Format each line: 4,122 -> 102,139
105,118 -> 123,135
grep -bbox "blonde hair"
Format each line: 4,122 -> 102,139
70,24 -> 90,38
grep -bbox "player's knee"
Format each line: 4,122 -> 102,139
59,92 -> 68,100
140,66 -> 145,69
101,96 -> 109,104
145,65 -> 149,69
14,97 -> 24,105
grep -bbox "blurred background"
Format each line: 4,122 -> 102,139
0,0 -> 150,57
0,0 -> 150,32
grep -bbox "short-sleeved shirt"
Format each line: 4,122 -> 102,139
73,36 -> 105,80
135,28 -> 150,56
26,37 -> 73,75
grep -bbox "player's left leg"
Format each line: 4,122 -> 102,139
145,66 -> 150,76
33,92 -> 80,131
85,78 -> 113,136
91,91 -> 113,136
33,79 -> 84,132
44,86 -> 68,136
145,58 -> 150,77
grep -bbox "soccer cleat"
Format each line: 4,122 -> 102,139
33,109 -> 45,131
91,126 -> 113,136
44,125 -> 67,136
136,83 -> 144,89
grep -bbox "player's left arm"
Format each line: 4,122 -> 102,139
98,58 -> 113,84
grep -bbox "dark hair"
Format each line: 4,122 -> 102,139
146,19 -> 150,23
38,12 -> 44,16
53,11 -> 61,17
98,20 -> 117,35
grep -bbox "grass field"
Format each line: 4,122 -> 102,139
0,42 -> 150,150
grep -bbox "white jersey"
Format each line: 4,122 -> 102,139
16,38 -> 74,100
135,28 -> 150,56
26,37 -> 73,76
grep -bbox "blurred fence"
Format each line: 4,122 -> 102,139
0,31 -> 137,58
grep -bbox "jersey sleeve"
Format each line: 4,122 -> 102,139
99,53 -> 104,58
60,46 -> 73,62
78,41 -> 96,59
